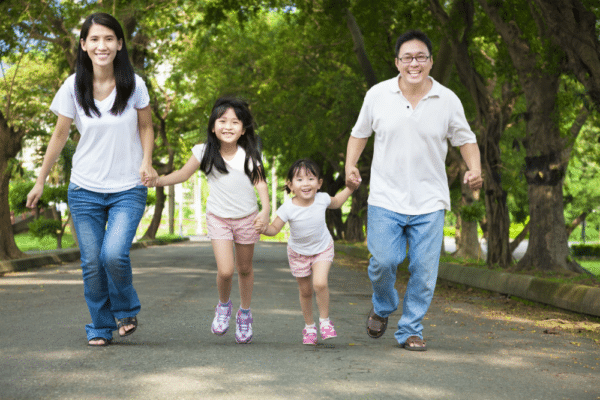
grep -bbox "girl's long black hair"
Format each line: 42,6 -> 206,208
200,97 -> 266,184
75,13 -> 135,117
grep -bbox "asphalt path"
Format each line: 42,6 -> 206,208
0,241 -> 598,399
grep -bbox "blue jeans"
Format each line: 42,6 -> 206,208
367,205 -> 444,345
68,183 -> 147,341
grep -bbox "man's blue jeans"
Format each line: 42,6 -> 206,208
68,183 -> 147,341
367,205 -> 444,345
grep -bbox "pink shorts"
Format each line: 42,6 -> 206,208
287,240 -> 335,278
206,211 -> 260,244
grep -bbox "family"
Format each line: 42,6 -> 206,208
26,13 -> 483,351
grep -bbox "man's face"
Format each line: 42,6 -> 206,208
395,39 -> 433,86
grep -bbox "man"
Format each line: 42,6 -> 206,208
345,30 -> 483,351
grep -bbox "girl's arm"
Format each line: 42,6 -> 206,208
329,185 -> 358,210
26,114 -> 73,208
152,155 -> 200,187
261,216 -> 286,236
137,106 -> 159,184
253,178 -> 270,230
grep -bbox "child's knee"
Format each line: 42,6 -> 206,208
313,280 -> 328,294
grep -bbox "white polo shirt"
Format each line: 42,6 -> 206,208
351,75 -> 476,215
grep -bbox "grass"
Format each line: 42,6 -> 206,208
15,232 -> 76,252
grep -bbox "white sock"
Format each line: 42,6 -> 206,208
319,317 -> 329,324
305,323 -> 316,330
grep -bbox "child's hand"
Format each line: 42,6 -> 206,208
253,210 -> 269,234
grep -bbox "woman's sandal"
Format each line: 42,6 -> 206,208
116,316 -> 138,337
401,335 -> 427,351
88,337 -> 112,347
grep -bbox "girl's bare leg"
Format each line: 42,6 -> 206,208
296,276 -> 314,325
311,261 -> 332,319
235,243 -> 255,309
211,240 -> 235,303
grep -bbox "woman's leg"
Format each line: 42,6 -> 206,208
68,184 -> 113,341
235,243 -> 255,309
311,261 -> 332,319
103,186 -> 147,336
296,276 -> 314,325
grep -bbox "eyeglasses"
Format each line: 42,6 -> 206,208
397,54 -> 430,64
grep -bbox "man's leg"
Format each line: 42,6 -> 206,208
367,205 -> 406,319
395,210 -> 445,346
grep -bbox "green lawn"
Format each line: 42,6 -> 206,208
578,260 -> 600,276
15,232 -> 76,252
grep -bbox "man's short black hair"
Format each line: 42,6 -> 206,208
395,30 -> 433,58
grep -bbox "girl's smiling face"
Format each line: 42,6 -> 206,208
213,108 -> 245,145
81,23 -> 122,69
287,167 -> 323,204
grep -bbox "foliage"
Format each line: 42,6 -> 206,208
28,217 -> 62,240
9,182 -> 67,215
14,231 -> 75,251
571,244 -> 600,258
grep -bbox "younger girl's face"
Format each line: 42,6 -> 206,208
287,168 -> 322,203
213,108 -> 245,146
81,23 -> 122,69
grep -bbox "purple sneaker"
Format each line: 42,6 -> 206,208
302,326 -> 318,345
320,319 -> 337,340
235,309 -> 253,344
211,300 -> 232,335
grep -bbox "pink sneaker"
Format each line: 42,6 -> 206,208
320,319 -> 337,340
211,300 -> 232,335
303,326 -> 317,345
235,309 -> 253,344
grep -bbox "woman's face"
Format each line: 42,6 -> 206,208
81,23 -> 122,69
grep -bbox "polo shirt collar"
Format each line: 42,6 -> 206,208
391,74 -> 442,99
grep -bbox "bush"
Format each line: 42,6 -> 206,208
28,217 -> 62,239
570,244 -> 600,258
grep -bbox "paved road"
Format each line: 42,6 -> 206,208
0,241 -> 598,399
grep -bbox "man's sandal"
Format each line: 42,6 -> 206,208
401,335 -> 427,351
366,308 -> 388,339
116,316 -> 138,337
88,337 -> 111,347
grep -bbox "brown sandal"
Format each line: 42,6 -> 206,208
401,335 -> 427,351
366,308 -> 388,339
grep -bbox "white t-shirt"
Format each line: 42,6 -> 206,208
50,74 -> 150,193
276,192 -> 332,255
351,75 -> 477,215
192,144 -> 258,219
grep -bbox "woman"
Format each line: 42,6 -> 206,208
26,12 -> 158,347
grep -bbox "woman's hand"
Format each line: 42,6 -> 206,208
26,183 -> 45,209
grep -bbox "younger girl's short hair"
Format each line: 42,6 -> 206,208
285,159 -> 321,194
200,97 -> 265,184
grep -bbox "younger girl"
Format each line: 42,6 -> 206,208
145,97 -> 268,344
258,159 -> 359,345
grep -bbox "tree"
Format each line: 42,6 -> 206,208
477,0 -> 587,273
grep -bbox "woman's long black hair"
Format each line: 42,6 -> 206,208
75,13 -> 135,117
200,97 -> 266,184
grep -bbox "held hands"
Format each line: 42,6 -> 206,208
463,169 -> 483,196
140,163 -> 159,188
345,166 -> 362,189
253,209 -> 270,234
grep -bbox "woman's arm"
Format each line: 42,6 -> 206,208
137,105 -> 158,183
26,114 -> 73,208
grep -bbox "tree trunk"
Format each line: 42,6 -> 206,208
454,165 -> 481,259
168,185 -> 175,235
142,186 -> 166,240
428,0 -> 514,268
0,158 -> 24,259
345,184 -> 368,242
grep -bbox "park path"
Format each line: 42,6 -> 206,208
0,241 -> 598,399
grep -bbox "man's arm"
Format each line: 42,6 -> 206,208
459,142 -> 483,191
345,136 -> 368,187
